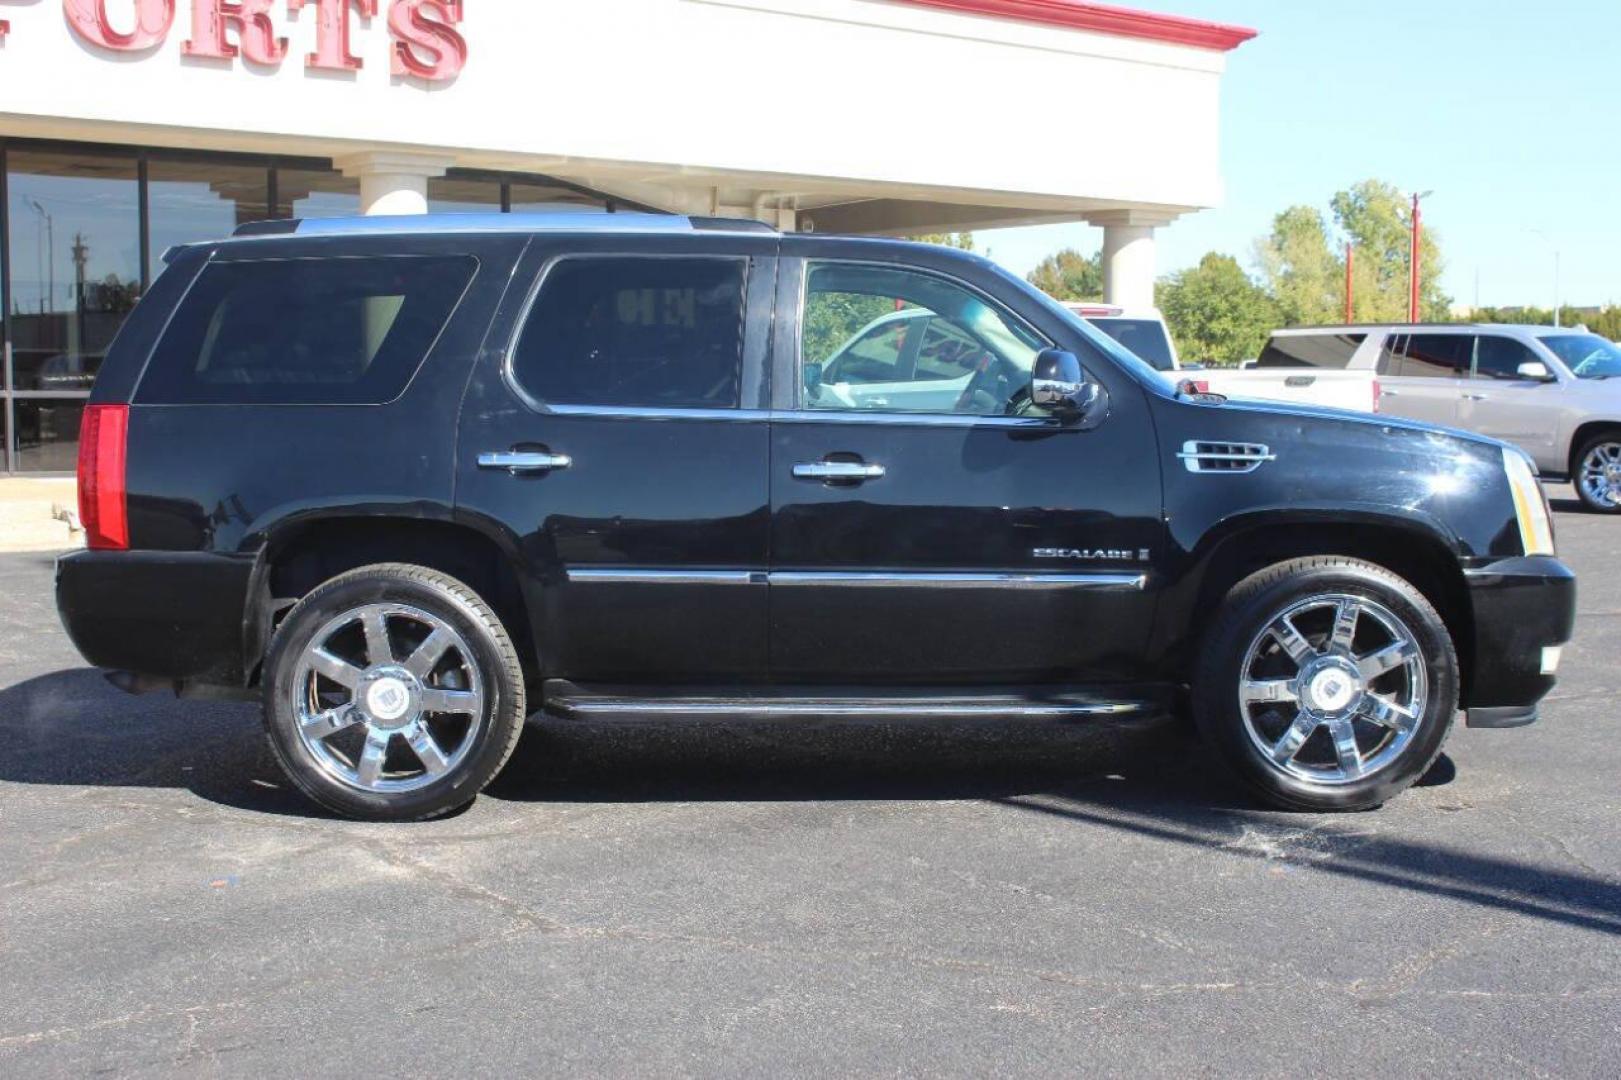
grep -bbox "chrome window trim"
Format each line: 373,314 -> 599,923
769,571 -> 1148,591
771,409 -> 1058,430
566,569 -> 763,586
790,256 -> 1056,417
503,251 -> 755,417
546,404 -> 771,422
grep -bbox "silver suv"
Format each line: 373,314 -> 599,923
1259,324 -> 1621,512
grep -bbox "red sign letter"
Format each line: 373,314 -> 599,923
388,0 -> 465,82
183,0 -> 287,65
288,0 -> 377,71
63,0 -> 177,52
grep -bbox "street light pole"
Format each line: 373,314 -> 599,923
1409,190 -> 1433,324
1529,229 -> 1561,327
28,199 -> 54,317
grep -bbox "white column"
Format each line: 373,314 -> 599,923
334,152 -> 455,216
1086,211 -> 1177,311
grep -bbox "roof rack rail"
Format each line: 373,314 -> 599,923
229,212 -> 780,240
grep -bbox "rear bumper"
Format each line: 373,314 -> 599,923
55,550 -> 255,686
1462,556 -> 1576,726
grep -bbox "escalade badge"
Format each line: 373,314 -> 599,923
1035,548 -> 1151,562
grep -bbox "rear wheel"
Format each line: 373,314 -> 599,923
262,564 -> 526,821
1193,557 -> 1458,812
1574,434 -> 1621,513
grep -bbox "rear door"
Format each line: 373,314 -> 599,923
1378,333 -> 1470,427
456,233 -> 777,682
767,253 -> 1164,684
1459,333 -> 1563,460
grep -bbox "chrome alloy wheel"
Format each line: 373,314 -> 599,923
292,603 -> 485,794
1578,441 -> 1621,509
1237,594 -> 1428,786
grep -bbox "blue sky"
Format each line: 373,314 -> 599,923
980,0 -> 1621,309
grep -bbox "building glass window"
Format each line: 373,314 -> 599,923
428,174 -> 504,214
6,149 -> 140,397
147,158 -> 270,283
277,168 -> 361,219
13,399 -> 87,473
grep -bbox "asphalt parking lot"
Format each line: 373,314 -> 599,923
1,485 -> 1616,1078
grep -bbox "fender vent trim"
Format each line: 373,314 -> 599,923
1178,440 -> 1275,474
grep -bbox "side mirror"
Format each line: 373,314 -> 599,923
1031,349 -> 1100,420
1517,360 -> 1555,383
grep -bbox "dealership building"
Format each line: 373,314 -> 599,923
0,0 -> 1252,473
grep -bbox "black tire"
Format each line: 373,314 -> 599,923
262,564 -> 526,821
1571,434 -> 1621,513
1192,557 -> 1458,812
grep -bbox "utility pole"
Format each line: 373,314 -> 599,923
1409,191 -> 1433,323
1345,242 -> 1354,324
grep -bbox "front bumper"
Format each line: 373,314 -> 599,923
1462,555 -> 1576,727
56,550 -> 256,686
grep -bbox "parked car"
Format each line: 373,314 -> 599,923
1064,303 -> 1180,372
58,214 -> 1575,821
1254,324 -> 1621,512
1062,304 -> 1382,412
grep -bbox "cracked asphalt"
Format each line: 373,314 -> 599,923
1,485 -> 1616,1077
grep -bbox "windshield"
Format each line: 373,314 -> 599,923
1539,333 -> 1621,379
1086,318 -> 1176,371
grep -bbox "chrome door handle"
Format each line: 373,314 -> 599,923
1463,393 -> 1488,401
479,451 -> 572,475
793,461 -> 886,481
1380,388 -> 1400,396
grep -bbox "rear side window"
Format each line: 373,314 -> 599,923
139,255 -> 477,405
1397,334 -> 1472,378
511,257 -> 747,410
1087,319 -> 1176,371
1256,333 -> 1367,369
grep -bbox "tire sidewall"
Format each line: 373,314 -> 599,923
1195,562 -> 1458,812
263,569 -> 523,821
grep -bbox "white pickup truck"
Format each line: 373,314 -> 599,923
1063,305 -> 1380,413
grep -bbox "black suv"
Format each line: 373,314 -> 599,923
56,214 -> 1576,821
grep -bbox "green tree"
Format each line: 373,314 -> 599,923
1254,205 -> 1343,326
1156,253 -> 1280,366
909,232 -> 976,251
1027,249 -> 1103,301
1333,179 -> 1450,322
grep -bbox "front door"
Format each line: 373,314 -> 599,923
457,236 -> 777,682
768,257 -> 1164,684
1459,333 -> 1563,466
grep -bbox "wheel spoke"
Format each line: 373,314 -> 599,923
1270,616 -> 1316,665
404,627 -> 453,680
1357,640 -> 1417,680
1328,718 -> 1363,779
309,648 -> 363,690
1329,600 -> 1360,653
1359,695 -> 1419,733
1272,713 -> 1318,764
419,687 -> 480,715
1243,679 -> 1298,705
356,729 -> 391,788
362,610 -> 393,666
404,720 -> 450,776
301,706 -> 362,741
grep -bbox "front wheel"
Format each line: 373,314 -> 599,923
1574,435 -> 1621,513
262,564 -> 526,821
1192,557 -> 1458,812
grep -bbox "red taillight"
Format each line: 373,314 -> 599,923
1372,378 -> 1383,414
78,404 -> 129,551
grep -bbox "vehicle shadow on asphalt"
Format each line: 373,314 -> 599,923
4,666 -> 1618,938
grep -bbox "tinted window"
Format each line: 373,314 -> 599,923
1256,333 -> 1367,370
1474,335 -> 1542,380
140,255 -> 476,405
1088,318 -> 1176,371
512,257 -> 746,410
802,262 -> 1044,416
1398,334 -> 1471,378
